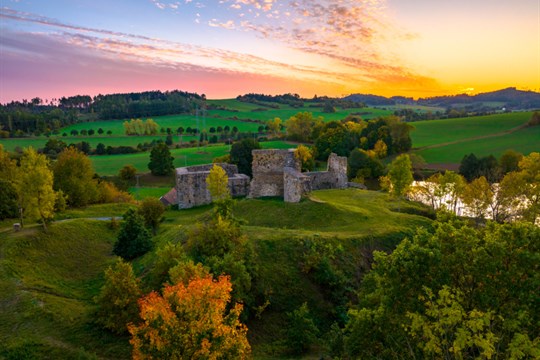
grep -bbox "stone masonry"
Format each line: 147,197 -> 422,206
167,149 -> 348,209
248,149 -> 348,202
175,163 -> 249,209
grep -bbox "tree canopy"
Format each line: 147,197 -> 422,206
148,142 -> 174,176
129,275 -> 251,359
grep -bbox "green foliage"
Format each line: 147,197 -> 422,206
384,154 -> 413,198
94,259 -> 141,334
137,197 -> 165,234
313,121 -> 359,159
17,147 -> 56,228
148,142 -> 174,176
169,260 -> 210,286
230,138 -> 261,178
347,148 -> 384,179
285,111 -> 322,142
149,242 -> 186,287
286,303 -> 319,355
406,286 -> 499,359
113,208 -> 152,260
499,149 -> 523,175
0,179 -> 18,219
53,147 -> 99,207
344,219 -> 540,359
186,215 -> 247,261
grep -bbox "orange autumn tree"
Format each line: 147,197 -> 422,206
129,274 -> 251,359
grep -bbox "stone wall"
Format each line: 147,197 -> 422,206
283,167 -> 311,203
306,153 -> 348,191
173,149 -> 348,208
176,163 -> 249,209
248,149 -> 300,198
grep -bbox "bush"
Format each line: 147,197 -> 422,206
113,209 -> 152,260
137,197 -> 165,234
286,303 -> 319,355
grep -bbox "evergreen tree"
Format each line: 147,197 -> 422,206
230,138 -> 261,178
113,208 -> 152,260
148,142 -> 174,176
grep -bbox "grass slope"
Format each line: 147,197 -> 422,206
0,221 -> 128,359
0,189 -> 433,359
416,125 -> 540,163
411,112 -> 532,148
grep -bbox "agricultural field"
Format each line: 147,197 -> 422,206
416,125 -> 540,163
91,140 -> 295,176
0,189 -> 433,359
410,111 -> 532,148
0,99 -> 390,156
207,99 -> 392,122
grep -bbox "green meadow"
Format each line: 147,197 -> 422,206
416,125 -> 540,163
410,112 -> 532,148
90,140 -> 295,175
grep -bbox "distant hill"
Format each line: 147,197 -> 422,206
344,88 -> 540,110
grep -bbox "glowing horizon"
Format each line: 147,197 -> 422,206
0,0 -> 539,103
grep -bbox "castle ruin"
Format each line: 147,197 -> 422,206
162,149 -> 347,209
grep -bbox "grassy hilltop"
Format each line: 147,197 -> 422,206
0,189 -> 432,359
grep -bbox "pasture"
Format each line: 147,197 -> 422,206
415,125 -> 540,163
90,140 -> 295,176
411,112 -> 532,148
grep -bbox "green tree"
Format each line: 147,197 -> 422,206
285,112 -> 322,142
137,197 -> 165,234
459,153 -> 480,181
94,259 -> 141,334
382,154 -> 413,200
149,242 -> 186,287
499,149 -> 523,175
461,176 -> 493,222
344,219 -> 540,359
53,147 -> 99,207
230,138 -> 261,178
347,148 -> 384,180
0,144 -> 17,182
17,147 -> 56,229
406,286 -> 499,359
515,152 -> 540,223
286,303 -> 319,355
148,142 -> 174,176
266,117 -> 282,137
113,208 -> 152,260
0,179 -> 18,220
313,121 -> 359,159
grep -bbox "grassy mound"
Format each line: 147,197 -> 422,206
0,189 -> 433,359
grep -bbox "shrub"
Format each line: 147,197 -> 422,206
113,209 -> 152,260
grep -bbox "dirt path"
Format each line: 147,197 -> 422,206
414,123 -> 528,151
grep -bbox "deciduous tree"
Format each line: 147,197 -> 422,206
17,147 -> 56,229
94,259 -> 141,334
285,112 -> 322,142
382,154 -> 413,200
137,197 -> 165,234
129,275 -> 251,359
53,147 -> 99,207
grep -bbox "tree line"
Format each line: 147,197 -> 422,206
0,90 -> 205,137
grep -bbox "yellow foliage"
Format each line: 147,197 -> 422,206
206,164 -> 230,202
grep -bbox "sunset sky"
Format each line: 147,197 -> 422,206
1,0 -> 539,102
